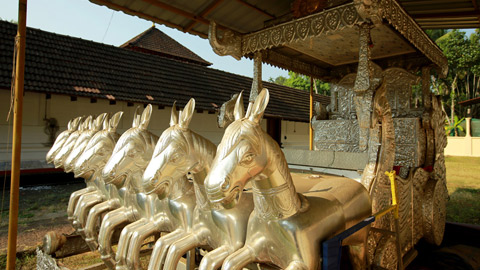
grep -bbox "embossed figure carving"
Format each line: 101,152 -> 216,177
205,89 -> 372,270
97,105 -> 159,269
71,112 -> 124,239
114,101 -> 198,270
161,95 -> 254,270
209,21 -> 242,60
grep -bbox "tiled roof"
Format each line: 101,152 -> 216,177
120,26 -> 211,66
0,20 -> 330,122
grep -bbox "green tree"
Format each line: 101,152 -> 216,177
269,71 -> 330,95
430,29 -> 480,125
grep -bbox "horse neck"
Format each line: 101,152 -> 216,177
251,133 -> 301,220
189,130 -> 216,209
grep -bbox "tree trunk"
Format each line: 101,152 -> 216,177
451,74 -> 458,136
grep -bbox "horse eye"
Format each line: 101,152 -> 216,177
170,153 -> 184,164
240,153 -> 255,166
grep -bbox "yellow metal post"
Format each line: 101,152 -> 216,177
6,1 -> 27,269
309,77 -> 313,150
385,170 -> 404,270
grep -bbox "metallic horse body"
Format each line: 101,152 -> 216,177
71,112 -> 124,241
206,90 -> 372,270
160,98 -> 254,270
115,102 -> 197,270
98,105 -> 159,269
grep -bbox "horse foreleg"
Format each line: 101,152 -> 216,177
125,222 -> 158,270
163,230 -> 207,270
115,219 -> 149,270
67,187 -> 94,223
98,207 -> 133,270
198,245 -> 230,270
222,246 -> 256,270
85,199 -> 120,251
75,193 -> 104,235
148,229 -> 188,270
72,192 -> 100,231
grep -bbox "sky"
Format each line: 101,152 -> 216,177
0,0 -> 289,80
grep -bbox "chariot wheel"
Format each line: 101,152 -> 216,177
373,235 -> 398,270
422,178 -> 447,245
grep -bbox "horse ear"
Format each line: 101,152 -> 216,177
103,113 -> 110,130
109,111 -> 123,131
82,115 -> 93,131
94,113 -> 107,130
170,101 -> 179,127
139,104 -> 153,130
234,91 -> 245,120
67,119 -> 73,130
179,98 -> 195,129
132,106 -> 141,127
248,88 -> 269,124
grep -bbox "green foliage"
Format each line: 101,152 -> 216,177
426,29 -> 480,121
268,71 -> 331,95
445,115 -> 465,136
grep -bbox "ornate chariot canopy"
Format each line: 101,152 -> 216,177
89,0 -> 450,81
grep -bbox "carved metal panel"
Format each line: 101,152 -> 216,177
384,68 -> 421,118
393,118 -> 425,167
313,119 -> 362,152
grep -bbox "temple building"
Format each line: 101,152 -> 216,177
0,20 -> 329,172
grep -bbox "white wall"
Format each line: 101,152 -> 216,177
281,120 -> 309,150
1,91 -> 309,169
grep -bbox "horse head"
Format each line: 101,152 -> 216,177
102,105 -> 158,191
143,99 -> 213,199
53,116 -> 92,169
206,89 -> 270,208
46,116 -> 83,164
73,111 -> 123,179
64,113 -> 107,173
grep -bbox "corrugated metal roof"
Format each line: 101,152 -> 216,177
398,0 -> 480,29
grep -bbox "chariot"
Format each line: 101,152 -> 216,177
37,1 -> 449,269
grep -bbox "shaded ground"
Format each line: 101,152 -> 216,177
0,182 -> 84,256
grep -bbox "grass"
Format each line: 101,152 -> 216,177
445,156 -> 480,225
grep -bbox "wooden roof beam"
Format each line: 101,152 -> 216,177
184,0 -> 224,32
412,10 -> 480,19
93,0 -> 207,38
140,0 -> 210,25
234,0 -> 275,19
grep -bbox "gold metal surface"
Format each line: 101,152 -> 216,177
97,105 -> 159,269
156,97 -> 254,270
205,89 -> 372,270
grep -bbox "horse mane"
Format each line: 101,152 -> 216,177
218,119 -> 261,161
155,126 -> 216,165
114,127 -> 157,153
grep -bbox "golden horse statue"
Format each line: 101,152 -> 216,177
205,89 -> 372,270
145,98 -> 253,270
115,102 -> 197,270
71,112 -> 124,239
98,105 -> 159,269
46,116 -> 83,164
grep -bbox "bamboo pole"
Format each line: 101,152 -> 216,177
6,1 -> 27,269
309,77 -> 313,150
